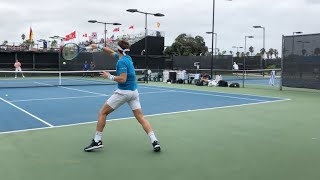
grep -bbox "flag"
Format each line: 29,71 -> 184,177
129,25 -> 134,29
157,22 -> 160,28
65,31 -> 76,41
113,27 -> 120,32
91,32 -> 97,39
82,33 -> 87,37
29,27 -> 33,41
70,31 -> 76,39
107,35 -> 114,43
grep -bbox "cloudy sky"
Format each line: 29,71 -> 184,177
0,0 -> 319,54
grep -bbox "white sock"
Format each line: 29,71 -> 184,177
148,131 -> 158,143
94,131 -> 103,142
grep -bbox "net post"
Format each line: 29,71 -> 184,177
59,72 -> 62,86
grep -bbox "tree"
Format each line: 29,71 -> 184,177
51,40 -> 58,48
21,34 -> 26,41
266,52 -> 270,59
241,52 -> 245,57
2,40 -> 8,46
314,48 -> 320,56
229,51 -> 233,55
268,48 -> 274,59
246,52 -> 250,57
222,51 -> 226,55
249,46 -> 254,56
260,48 -> 266,58
302,49 -> 307,56
274,49 -> 279,58
236,51 -> 240,57
164,34 -> 208,56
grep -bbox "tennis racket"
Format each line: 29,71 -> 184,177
61,43 -> 90,61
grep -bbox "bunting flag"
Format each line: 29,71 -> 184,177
107,35 -> 115,43
157,22 -> 160,28
82,33 -> 87,37
29,27 -> 33,41
113,27 -> 120,32
129,25 -> 134,29
91,32 -> 97,39
65,31 -> 76,41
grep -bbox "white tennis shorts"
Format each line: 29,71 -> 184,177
15,67 -> 22,72
106,89 -> 141,110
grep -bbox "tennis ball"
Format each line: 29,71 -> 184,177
5,94 -> 8,96
63,62 -> 66,65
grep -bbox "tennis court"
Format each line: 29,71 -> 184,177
1,80 -> 320,180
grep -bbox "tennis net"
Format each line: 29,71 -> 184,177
0,69 -> 146,88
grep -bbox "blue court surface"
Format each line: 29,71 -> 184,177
0,84 -> 286,134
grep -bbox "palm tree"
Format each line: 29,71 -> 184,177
314,48 -> 320,56
302,49 -> 307,56
51,40 -> 58,48
2,40 -> 8,46
249,46 -> 254,56
268,48 -> 274,59
260,48 -> 266,57
266,52 -> 270,59
222,51 -> 226,55
274,49 -> 279,58
21,34 -> 26,41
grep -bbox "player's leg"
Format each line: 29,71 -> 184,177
84,90 -> 127,152
15,68 -> 17,78
128,90 -> 161,152
19,68 -> 25,78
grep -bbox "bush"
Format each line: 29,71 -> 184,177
267,64 -> 276,69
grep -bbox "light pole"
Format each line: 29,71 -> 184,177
292,31 -> 303,55
206,32 -> 217,78
253,25 -> 265,69
88,20 -> 121,47
243,36 -> 254,87
207,0 -> 232,78
126,9 -> 164,83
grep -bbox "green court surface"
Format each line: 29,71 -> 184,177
0,83 -> 319,180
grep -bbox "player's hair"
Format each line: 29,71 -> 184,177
117,40 -> 130,55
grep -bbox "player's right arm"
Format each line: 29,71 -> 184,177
91,44 -> 115,57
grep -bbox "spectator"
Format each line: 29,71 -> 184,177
83,61 -> 89,77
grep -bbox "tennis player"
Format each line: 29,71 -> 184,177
14,59 -> 25,78
84,40 -> 161,152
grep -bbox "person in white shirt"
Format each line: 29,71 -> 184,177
14,59 -> 25,78
233,62 -> 239,77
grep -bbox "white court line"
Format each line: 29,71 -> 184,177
34,82 -> 107,96
0,97 -> 53,127
140,86 -> 271,102
139,85 -> 291,100
10,95 -> 105,102
8,90 -> 176,103
0,98 -> 290,135
60,86 -> 107,96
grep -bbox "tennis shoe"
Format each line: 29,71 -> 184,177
84,139 -> 103,152
152,141 -> 161,152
